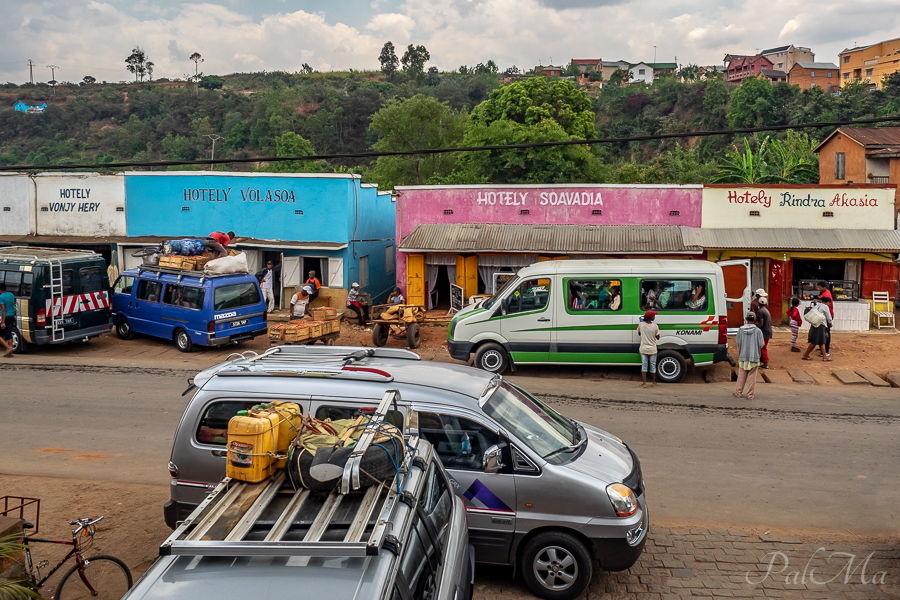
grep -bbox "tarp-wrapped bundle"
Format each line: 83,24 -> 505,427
204,252 -> 249,275
163,239 -> 208,256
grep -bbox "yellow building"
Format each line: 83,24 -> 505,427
839,37 -> 900,89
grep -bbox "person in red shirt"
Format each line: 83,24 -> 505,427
305,270 -> 322,302
787,297 -> 802,352
205,231 -> 236,258
816,281 -> 834,316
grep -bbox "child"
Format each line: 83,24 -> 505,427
787,297 -> 802,352
638,310 -> 660,388
735,312 -> 765,399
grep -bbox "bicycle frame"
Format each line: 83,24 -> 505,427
22,536 -> 80,588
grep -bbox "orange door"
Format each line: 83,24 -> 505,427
464,256 -> 478,298
406,254 -> 425,306
718,260 -> 751,332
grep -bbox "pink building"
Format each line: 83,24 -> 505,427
394,184 -> 703,308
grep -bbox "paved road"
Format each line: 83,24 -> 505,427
2,362 -> 897,535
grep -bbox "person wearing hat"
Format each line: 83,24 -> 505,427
735,311 -> 765,399
290,286 -> 313,319
750,288 -> 768,318
255,260 -> 280,313
755,295 -> 773,369
346,282 -> 371,326
637,310 -> 660,388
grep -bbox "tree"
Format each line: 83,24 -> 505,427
563,60 -> 581,77
262,132 -> 325,172
223,121 -> 250,150
379,42 -> 399,78
0,535 -> 40,600
146,61 -> 154,82
125,47 -> 150,82
81,75 -> 96,85
714,132 -> 819,184
367,94 -> 467,187
607,68 -> 631,86
727,75 -> 775,128
189,53 -> 204,81
503,65 -> 521,77
199,75 -> 224,90
300,63 -> 314,74
401,44 -> 430,83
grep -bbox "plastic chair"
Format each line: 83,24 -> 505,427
872,292 -> 895,329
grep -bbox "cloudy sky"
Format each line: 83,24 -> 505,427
3,0 -> 900,84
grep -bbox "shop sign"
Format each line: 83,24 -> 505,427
36,174 -> 127,236
726,189 -> 881,209
182,187 -> 297,203
475,190 -> 603,207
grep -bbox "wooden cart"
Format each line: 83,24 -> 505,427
370,304 -> 425,349
269,320 -> 341,346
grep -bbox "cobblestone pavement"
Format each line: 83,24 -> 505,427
473,527 -> 900,600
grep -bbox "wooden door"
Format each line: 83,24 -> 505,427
406,254 -> 425,306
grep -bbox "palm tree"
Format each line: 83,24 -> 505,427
0,534 -> 40,600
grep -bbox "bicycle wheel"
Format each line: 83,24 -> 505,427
55,555 -> 132,600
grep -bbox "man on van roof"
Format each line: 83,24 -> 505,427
206,231 -> 236,258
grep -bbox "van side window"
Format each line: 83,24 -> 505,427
505,278 -> 551,315
136,280 -> 162,303
568,278 -> 623,311
314,406 -> 404,431
641,279 -> 709,311
62,270 -> 75,295
79,267 -> 104,293
398,513 -> 440,600
419,461 -> 453,545
163,284 -> 205,310
214,282 -> 262,310
3,271 -> 22,296
418,412 -> 499,470
195,400 -> 257,445
113,276 -> 134,295
20,273 -> 33,298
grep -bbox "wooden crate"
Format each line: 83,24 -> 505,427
306,321 -> 324,338
159,255 -> 187,268
285,324 -> 310,342
268,323 -> 286,342
310,307 -> 338,321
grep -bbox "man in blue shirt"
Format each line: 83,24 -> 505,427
0,282 -> 16,357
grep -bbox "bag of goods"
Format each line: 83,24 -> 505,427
163,238 -> 207,256
804,305 -> 826,327
204,252 -> 249,275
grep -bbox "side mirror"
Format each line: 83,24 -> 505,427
483,444 -> 504,474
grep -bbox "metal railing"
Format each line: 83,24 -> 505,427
869,176 -> 891,184
1,496 -> 40,534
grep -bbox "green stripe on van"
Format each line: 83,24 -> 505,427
510,352 -> 643,365
692,353 -> 714,365
517,324 -> 635,333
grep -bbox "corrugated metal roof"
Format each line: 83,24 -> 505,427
680,228 -> 900,252
793,62 -> 839,70
837,127 -> 900,147
399,224 -> 698,254
761,45 -> 791,54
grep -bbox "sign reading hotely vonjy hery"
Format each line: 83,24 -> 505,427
701,186 -> 895,229
35,174 -> 126,236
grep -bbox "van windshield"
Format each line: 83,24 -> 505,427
483,276 -> 520,310
214,282 -> 262,310
482,381 -> 576,459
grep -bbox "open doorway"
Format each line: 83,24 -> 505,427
303,257 -> 327,287
431,266 -> 452,310
262,250 -> 283,308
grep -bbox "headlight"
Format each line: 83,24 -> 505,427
606,483 -> 638,517
448,319 -> 457,339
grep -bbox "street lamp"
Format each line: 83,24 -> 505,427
204,134 -> 223,171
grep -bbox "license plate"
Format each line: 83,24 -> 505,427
230,319 -> 249,328
59,318 -> 76,326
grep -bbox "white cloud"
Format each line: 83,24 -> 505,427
365,13 -> 416,41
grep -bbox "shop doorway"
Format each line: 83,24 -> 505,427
431,265 -> 452,310
303,257 -> 327,287
792,259 -> 846,284
262,250 -> 283,308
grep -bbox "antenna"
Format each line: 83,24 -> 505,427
27,59 -> 35,84
47,65 -> 59,95
204,134 -> 224,171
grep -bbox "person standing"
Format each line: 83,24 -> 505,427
305,271 -> 322,303
0,282 -> 16,357
346,283 -> 371,326
750,288 -> 767,318
821,296 -> 834,358
787,297 -> 802,352
638,310 -> 659,388
735,312 -> 765,399
801,300 -> 833,362
256,260 -> 278,313
756,296 -> 773,369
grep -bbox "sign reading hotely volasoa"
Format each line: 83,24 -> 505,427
702,186 -> 895,230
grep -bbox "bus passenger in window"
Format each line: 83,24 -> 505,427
687,282 -> 706,310
569,281 -> 585,310
609,286 -> 622,311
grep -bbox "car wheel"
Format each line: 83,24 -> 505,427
175,328 -> 193,353
9,330 -> 29,354
406,322 -> 421,349
521,531 -> 592,600
474,342 -> 508,373
115,318 -> 133,340
372,323 -> 388,347
656,350 -> 686,383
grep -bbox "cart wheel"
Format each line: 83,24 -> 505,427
325,337 -> 336,346
372,323 -> 388,347
406,322 -> 421,349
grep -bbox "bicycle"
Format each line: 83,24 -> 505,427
22,516 -> 133,600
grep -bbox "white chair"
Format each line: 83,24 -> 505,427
872,291 -> 895,329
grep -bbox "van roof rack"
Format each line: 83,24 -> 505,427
160,391 -> 426,558
0,246 -> 103,264
134,264 -> 236,282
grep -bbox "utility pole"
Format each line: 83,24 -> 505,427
47,65 -> 59,95
654,46 -> 657,63
27,59 -> 35,84
205,134 -> 223,171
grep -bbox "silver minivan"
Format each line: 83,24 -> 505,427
166,346 -> 648,600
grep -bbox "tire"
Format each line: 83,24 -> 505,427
115,318 -> 133,340
520,532 -> 592,600
406,322 -> 421,349
174,328 -> 193,353
372,323 -> 388,347
474,343 -> 508,373
655,350 -> 686,383
325,337 -> 335,346
9,329 -> 29,354
55,555 -> 132,600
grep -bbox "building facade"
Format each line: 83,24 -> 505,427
600,60 -> 631,82
788,62 -> 839,91
724,55 -> 774,83
839,37 -> 900,89
759,69 -> 787,83
535,65 -> 563,78
629,62 -> 677,84
760,45 -> 815,73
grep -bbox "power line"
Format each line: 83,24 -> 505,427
3,114 -> 900,173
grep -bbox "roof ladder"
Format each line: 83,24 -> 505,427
46,258 -> 65,342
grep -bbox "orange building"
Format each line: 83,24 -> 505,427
787,62 -> 839,91
839,37 -> 900,89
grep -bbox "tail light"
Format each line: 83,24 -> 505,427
207,321 -> 215,333
37,308 -> 46,326
168,461 -> 179,479
718,315 -> 727,345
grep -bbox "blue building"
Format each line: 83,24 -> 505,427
124,172 -> 397,306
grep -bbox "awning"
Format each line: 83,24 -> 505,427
233,238 -> 347,251
0,235 -> 346,251
399,224 -> 699,254
681,227 -> 900,252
